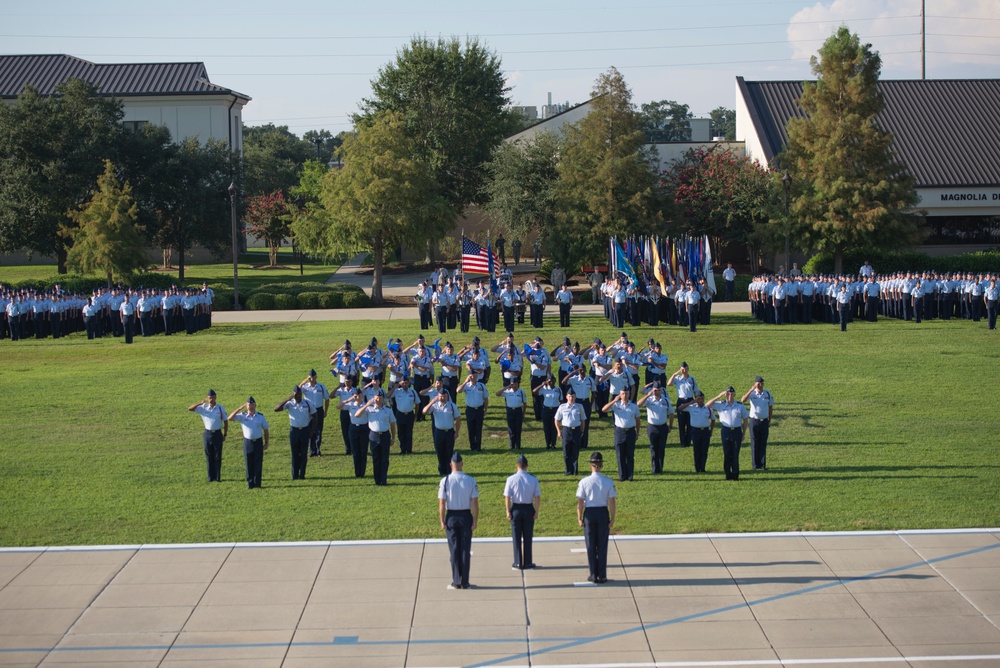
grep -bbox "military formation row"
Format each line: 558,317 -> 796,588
1,284 -> 217,342
190,330 -> 776,490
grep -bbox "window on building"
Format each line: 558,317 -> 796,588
123,120 -> 149,132
924,216 -> 1000,245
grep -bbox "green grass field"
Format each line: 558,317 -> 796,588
0,249 -> 341,292
0,313 -> 997,547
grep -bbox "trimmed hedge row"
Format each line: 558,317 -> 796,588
4,272 -> 179,293
219,282 -> 369,311
803,249 -> 1000,275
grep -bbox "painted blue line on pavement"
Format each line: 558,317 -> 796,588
466,540 -> 1000,668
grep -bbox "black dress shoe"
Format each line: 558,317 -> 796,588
597,577 -> 608,584
586,575 -> 595,583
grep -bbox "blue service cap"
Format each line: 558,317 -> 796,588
451,451 -> 463,463
207,389 -> 216,397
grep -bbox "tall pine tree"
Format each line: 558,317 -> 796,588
781,27 -> 923,274
552,68 -> 662,271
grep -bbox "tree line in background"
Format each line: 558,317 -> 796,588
0,79 -> 236,281
483,27 -> 923,277
0,26 -> 923,294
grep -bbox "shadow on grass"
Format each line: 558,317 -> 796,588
206,323 -> 293,336
770,464 -> 993,474
773,440 -> 906,447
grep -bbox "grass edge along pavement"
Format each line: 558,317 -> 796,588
0,313 -> 997,547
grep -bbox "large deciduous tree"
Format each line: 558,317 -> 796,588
150,138 -> 234,281
288,159 -> 332,256
640,99 -> 692,142
0,79 -> 124,273
780,26 -> 923,274
709,107 -> 736,141
241,123 -> 315,197
65,160 -> 147,285
357,36 -> 517,259
481,131 -> 561,241
551,68 -> 663,272
313,113 -> 451,305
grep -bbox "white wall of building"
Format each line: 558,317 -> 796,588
735,80 -> 769,169
508,101 -> 594,144
122,95 -> 247,152
648,141 -> 746,173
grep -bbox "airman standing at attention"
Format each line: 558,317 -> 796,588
439,452 -> 479,590
576,452 -> 616,584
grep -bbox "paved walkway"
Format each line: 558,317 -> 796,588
1,529 -> 998,667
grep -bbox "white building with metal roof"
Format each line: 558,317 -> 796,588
735,76 -> 1000,247
0,54 -> 251,154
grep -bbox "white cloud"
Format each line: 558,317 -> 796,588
787,0 -> 1000,78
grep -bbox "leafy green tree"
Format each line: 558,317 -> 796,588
357,36 -> 517,258
552,68 -> 663,272
664,145 -> 781,271
310,113 -> 451,305
482,131 -> 561,240
640,99 -> 692,142
288,159 -> 332,256
302,129 -> 342,165
0,79 -> 124,273
150,138 -> 234,280
780,26 -> 923,274
116,123 -> 174,247
241,123 -> 315,197
709,107 -> 736,141
65,160 -> 147,285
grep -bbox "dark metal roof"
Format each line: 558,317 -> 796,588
738,77 -> 1000,188
0,54 -> 250,100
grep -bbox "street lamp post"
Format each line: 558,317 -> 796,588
228,182 -> 241,310
782,172 -> 791,275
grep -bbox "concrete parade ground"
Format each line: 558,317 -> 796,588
1,529 -> 999,667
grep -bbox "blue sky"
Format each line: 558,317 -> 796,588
3,0 -> 998,135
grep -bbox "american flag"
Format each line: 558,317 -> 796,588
461,236 -> 496,276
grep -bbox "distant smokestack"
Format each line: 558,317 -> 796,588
548,92 -> 552,106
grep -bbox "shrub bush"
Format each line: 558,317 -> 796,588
7,272 -> 182,294
131,272 -> 177,290
245,292 -> 275,310
341,291 -> 370,309
319,292 -> 344,309
211,289 -> 234,311
296,292 -> 322,309
272,293 -> 298,310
